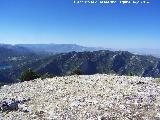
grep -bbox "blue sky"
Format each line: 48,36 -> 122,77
0,0 -> 159,49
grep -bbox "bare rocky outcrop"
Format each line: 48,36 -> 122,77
0,74 -> 160,120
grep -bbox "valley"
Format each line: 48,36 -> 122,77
0,44 -> 160,84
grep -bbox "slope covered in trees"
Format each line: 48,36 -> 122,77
1,45 -> 160,84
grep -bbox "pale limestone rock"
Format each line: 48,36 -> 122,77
0,74 -> 160,119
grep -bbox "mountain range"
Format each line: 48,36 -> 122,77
0,43 -> 160,83
1,43 -> 160,57
15,44 -> 104,54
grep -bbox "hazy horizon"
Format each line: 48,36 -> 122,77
1,42 -> 160,51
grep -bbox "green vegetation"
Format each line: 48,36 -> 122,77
20,69 -> 40,82
20,69 -> 54,82
71,69 -> 83,75
156,78 -> 160,84
1,49 -> 160,84
41,73 -> 53,80
0,82 -> 4,88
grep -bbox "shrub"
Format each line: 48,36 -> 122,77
41,73 -> 53,80
156,78 -> 160,84
0,82 -> 3,88
20,69 -> 40,82
71,69 -> 83,75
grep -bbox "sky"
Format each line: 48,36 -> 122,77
0,0 -> 160,49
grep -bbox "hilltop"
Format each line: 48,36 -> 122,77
1,74 -> 160,120
37,50 -> 160,77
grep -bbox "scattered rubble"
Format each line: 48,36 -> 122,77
0,114 -> 3,120
0,98 -> 30,113
0,74 -> 160,120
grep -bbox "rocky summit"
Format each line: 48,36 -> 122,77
0,74 -> 160,120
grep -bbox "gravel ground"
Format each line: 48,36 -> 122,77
0,74 -> 160,120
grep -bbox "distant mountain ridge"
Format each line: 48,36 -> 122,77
0,44 -> 34,57
0,44 -> 160,83
15,44 -> 104,54
0,44 -> 46,83
37,50 -> 160,78
125,48 -> 160,58
1,43 -> 160,57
